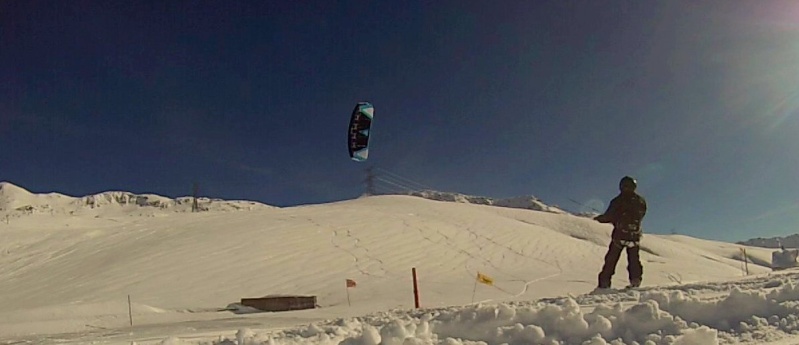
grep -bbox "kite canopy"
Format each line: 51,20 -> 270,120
347,102 -> 374,162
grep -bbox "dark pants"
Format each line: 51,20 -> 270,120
598,240 -> 642,288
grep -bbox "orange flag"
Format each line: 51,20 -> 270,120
476,272 -> 494,286
346,279 -> 357,288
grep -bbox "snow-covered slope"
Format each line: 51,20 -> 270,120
0,182 -> 792,345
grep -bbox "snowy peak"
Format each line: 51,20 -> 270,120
0,181 -> 72,212
405,190 -> 567,214
0,181 -> 32,196
0,181 -> 35,206
0,183 -> 25,211
0,181 -> 275,217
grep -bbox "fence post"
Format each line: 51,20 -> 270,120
128,295 -> 133,326
743,248 -> 749,275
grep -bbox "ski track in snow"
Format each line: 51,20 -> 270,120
299,214 -> 391,279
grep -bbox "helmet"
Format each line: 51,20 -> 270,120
619,176 -> 637,192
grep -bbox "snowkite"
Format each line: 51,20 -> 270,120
347,101 -> 374,161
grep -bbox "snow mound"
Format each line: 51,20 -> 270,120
175,278 -> 799,345
406,190 -> 567,214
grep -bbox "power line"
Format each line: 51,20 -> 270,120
568,198 -> 600,213
375,177 -> 416,193
375,168 -> 433,191
376,174 -> 420,192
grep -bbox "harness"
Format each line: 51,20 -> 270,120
614,239 -> 639,248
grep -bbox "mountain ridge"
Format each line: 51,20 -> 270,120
737,233 -> 799,249
0,181 -> 273,217
0,181 -> 585,219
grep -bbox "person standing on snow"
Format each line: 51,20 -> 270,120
594,176 -> 647,289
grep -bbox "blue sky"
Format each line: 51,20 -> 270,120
2,1 -> 799,243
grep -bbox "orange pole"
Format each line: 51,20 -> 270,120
412,267 -> 420,308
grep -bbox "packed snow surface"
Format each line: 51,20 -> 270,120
0,181 -> 795,345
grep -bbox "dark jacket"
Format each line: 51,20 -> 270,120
595,191 -> 647,241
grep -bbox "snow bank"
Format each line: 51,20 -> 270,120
180,300 -> 715,345
641,282 -> 799,343
158,280 -> 799,345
